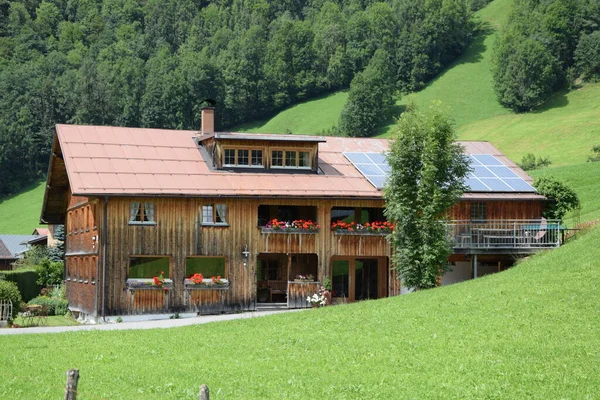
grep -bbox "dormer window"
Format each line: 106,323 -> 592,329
272,149 -> 311,169
223,147 -> 263,168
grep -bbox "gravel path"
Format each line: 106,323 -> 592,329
0,309 -> 302,335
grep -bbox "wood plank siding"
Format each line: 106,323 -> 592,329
64,195 -> 545,316
65,194 -> 101,316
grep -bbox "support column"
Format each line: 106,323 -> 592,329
473,254 -> 478,279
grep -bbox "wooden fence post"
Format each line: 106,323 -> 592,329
199,384 -> 210,400
64,369 -> 79,400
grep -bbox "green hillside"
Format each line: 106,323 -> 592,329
2,225 -> 600,398
530,162 -> 600,227
234,91 -> 348,135
0,181 -> 45,234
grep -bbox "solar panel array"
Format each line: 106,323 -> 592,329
343,152 -> 537,193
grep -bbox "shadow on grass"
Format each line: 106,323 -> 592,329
532,89 -> 570,113
0,180 -> 44,206
374,104 -> 406,136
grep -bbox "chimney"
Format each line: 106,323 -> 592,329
201,107 -> 215,134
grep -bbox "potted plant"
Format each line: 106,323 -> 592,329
262,219 -> 320,233
306,292 -> 327,308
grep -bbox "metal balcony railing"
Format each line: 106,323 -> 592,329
446,219 -> 562,250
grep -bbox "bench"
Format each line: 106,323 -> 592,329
267,280 -> 287,302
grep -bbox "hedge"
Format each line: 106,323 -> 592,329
0,269 -> 42,302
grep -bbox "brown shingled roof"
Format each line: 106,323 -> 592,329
52,124 -> 543,201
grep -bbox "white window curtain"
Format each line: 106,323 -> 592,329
130,202 -> 140,221
216,204 -> 227,223
144,203 -> 155,222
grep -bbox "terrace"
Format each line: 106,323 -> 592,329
447,219 -> 563,254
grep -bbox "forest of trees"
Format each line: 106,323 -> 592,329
492,0 -> 600,112
0,0 -> 488,197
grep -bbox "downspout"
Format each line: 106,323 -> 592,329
102,196 -> 108,321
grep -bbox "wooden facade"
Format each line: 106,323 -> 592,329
62,192 -> 547,318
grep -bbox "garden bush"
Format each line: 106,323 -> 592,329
0,269 -> 41,302
28,296 -> 69,316
0,280 -> 23,319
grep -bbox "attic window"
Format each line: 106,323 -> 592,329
271,149 -> 312,169
223,147 -> 264,168
129,202 -> 156,225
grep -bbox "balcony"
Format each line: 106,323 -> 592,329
447,219 -> 562,253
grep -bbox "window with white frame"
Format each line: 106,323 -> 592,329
202,204 -> 228,225
271,149 -> 312,169
223,147 -> 264,168
129,202 -> 156,225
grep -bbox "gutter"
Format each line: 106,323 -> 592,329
102,196 -> 108,322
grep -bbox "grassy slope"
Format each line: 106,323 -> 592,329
530,162 -> 600,226
2,226 -> 600,399
0,181 -> 45,234
234,91 -> 348,134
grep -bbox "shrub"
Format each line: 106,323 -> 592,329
518,153 -> 552,171
587,145 -> 600,162
0,280 -> 23,319
35,259 -> 63,287
0,269 -> 42,302
28,296 -> 69,316
533,176 -> 581,221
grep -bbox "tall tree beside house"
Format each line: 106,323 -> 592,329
384,103 -> 470,290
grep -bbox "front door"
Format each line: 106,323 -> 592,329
331,257 -> 388,302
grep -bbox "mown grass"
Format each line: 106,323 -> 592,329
458,83 -> 600,166
234,91 -> 348,135
530,162 -> 600,227
0,181 -> 45,234
2,226 -> 600,399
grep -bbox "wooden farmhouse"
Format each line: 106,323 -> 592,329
41,108 -> 558,321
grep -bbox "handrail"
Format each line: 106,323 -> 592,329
445,219 -> 562,249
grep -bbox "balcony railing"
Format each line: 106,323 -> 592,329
446,219 -> 562,250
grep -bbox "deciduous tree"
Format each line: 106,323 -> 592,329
384,103 -> 470,290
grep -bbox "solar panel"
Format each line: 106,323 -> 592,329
487,166 -> 519,178
472,154 -> 503,166
465,177 -> 490,191
479,178 -> 513,191
343,152 -> 537,193
344,152 -> 373,164
503,178 -> 536,191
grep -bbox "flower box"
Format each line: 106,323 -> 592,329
261,227 -> 319,234
262,219 -> 320,234
333,229 -> 390,236
126,278 -> 174,290
184,278 -> 230,289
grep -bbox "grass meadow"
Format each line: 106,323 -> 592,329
0,181 -> 45,234
2,225 -> 600,399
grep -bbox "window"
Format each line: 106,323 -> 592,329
129,202 -> 155,225
223,147 -> 264,168
257,205 -> 317,226
186,257 -> 226,279
129,257 -> 170,279
330,207 -> 386,225
202,204 -> 228,225
271,149 -> 312,169
470,202 -> 487,221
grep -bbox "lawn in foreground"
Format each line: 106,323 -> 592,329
2,227 -> 599,399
